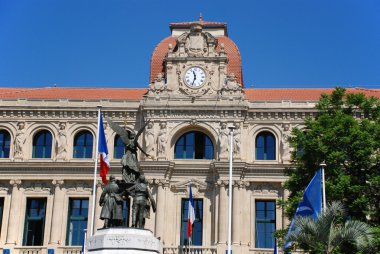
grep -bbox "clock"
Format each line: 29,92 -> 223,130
184,67 -> 206,88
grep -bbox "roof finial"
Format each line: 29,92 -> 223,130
199,13 -> 203,24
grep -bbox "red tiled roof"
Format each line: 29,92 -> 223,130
0,87 -> 378,101
0,87 -> 147,100
150,36 -> 243,85
245,88 -> 380,101
149,36 -> 177,83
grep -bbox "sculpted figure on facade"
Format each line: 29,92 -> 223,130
99,175 -> 123,228
56,122 -> 68,160
219,122 -> 229,159
107,119 -> 152,183
148,73 -> 167,96
144,122 -> 155,159
221,73 -> 243,96
281,123 -> 292,162
126,175 -> 156,229
157,122 -> 167,158
14,122 -> 26,159
233,122 -> 241,157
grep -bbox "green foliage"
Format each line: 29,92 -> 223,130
283,87 -> 380,253
287,202 -> 374,254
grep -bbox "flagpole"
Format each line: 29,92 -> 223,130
320,162 -> 327,213
227,126 -> 235,254
90,106 -> 102,236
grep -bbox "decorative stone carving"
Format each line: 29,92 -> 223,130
233,122 -> 241,157
253,184 -> 279,195
148,73 -> 167,96
281,123 -> 292,162
218,122 -> 229,160
56,122 -> 68,160
10,179 -> 22,188
14,122 -> 26,159
171,178 -> 208,197
221,73 -> 243,96
66,182 -> 92,193
24,182 -> 51,193
157,122 -> 167,159
144,122 -> 155,160
52,179 -> 64,187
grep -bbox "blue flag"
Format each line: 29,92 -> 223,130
284,169 -> 322,251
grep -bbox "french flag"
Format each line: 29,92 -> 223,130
187,184 -> 195,240
98,113 -> 110,184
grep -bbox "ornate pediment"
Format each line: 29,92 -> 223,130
171,178 -> 209,197
253,184 -> 279,196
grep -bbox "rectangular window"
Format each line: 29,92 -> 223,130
180,198 -> 203,246
0,197 -> 4,234
255,200 -> 276,248
66,198 -> 89,246
23,198 -> 47,246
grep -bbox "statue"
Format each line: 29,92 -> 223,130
281,123 -> 292,162
14,122 -> 26,159
233,122 -> 241,157
56,123 -> 68,160
126,175 -> 156,229
106,119 -> 152,183
157,122 -> 167,158
218,122 -> 229,159
144,122 -> 155,159
99,175 -> 123,228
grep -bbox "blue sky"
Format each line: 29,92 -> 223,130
0,0 -> 379,89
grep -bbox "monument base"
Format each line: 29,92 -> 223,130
86,227 -> 162,254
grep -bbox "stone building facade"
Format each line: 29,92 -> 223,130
0,20 -> 379,254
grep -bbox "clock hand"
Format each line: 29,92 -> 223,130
192,71 -> 196,85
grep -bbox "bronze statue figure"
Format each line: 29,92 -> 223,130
99,175 -> 123,228
126,175 -> 156,229
107,119 -> 152,183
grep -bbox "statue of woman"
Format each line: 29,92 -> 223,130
14,122 -> 26,159
144,122 -> 155,159
56,123 -> 68,160
219,123 -> 229,159
107,119 -> 152,183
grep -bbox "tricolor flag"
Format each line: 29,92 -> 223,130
187,184 -> 195,241
98,113 -> 110,184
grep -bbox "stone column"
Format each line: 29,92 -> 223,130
5,179 -> 22,246
241,181 -> 251,246
94,180 -> 103,232
217,181 -> 228,244
232,181 -> 240,245
49,179 -> 65,245
155,179 -> 167,243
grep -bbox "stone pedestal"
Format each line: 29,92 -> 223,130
86,227 -> 162,254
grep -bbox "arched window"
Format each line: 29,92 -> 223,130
256,131 -> 276,160
73,131 -> 93,159
174,131 -> 214,160
0,130 -> 11,158
114,135 -> 125,159
32,130 -> 52,158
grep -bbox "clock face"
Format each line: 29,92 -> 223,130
184,67 -> 206,88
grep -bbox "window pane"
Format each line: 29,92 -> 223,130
255,200 -> 276,248
114,135 -> 125,159
256,132 -> 276,161
33,131 -> 52,158
23,198 -> 47,246
66,198 -> 88,246
0,130 -> 11,158
174,131 -> 214,160
73,131 -> 93,158
180,199 -> 203,246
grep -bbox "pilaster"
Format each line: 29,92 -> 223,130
5,179 -> 22,246
49,179 -> 65,245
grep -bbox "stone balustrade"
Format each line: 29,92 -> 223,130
163,246 -> 217,254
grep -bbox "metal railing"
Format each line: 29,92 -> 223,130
163,246 -> 217,254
